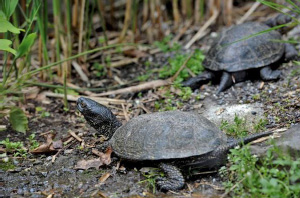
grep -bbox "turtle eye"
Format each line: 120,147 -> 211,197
80,101 -> 87,108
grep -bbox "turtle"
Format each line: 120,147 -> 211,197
182,21 -> 298,93
77,97 -> 274,191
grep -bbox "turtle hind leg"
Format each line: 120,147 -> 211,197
260,66 -> 281,81
182,71 -> 214,90
217,72 -> 233,94
156,163 -> 185,191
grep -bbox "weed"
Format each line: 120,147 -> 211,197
139,168 -> 164,193
222,144 -> 300,197
253,119 -> 268,133
220,115 -> 248,137
0,160 -> 15,171
154,35 -> 181,52
0,138 -> 27,157
35,107 -> 50,118
27,134 -> 39,150
92,63 -> 107,77
159,49 -> 205,82
221,115 -> 268,137
252,94 -> 261,101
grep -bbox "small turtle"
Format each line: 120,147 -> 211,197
77,97 -> 273,191
183,21 -> 298,93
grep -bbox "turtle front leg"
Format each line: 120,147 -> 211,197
284,43 -> 299,61
260,66 -> 281,81
156,163 -> 185,191
217,72 -> 233,94
182,71 -> 214,90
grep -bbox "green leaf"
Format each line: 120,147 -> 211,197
9,107 -> 28,133
0,11 -> 21,34
0,0 -> 19,18
0,39 -> 16,54
15,33 -> 37,59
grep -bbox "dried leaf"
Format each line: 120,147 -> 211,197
92,147 -> 112,165
74,158 -> 103,170
30,133 -> 58,154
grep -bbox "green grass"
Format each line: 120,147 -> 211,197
220,115 -> 267,137
159,49 -> 205,83
0,138 -> 27,157
0,160 -> 15,171
139,168 -> 164,193
221,144 -> 300,197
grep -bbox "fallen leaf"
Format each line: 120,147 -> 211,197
30,133 -> 59,153
92,147 -> 112,165
74,158 -> 103,170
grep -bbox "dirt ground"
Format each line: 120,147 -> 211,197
1,23 -> 300,198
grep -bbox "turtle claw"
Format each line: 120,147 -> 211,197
156,163 -> 185,191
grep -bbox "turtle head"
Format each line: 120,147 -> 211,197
77,97 -> 122,139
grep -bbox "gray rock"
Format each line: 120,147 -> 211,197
251,125 -> 300,158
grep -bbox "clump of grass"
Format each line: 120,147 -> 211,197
139,168 -> 164,193
0,138 -> 27,157
221,115 -> 268,137
221,144 -> 300,197
159,49 -> 205,83
220,115 -> 248,137
0,160 -> 15,171
27,134 -> 39,150
35,106 -> 50,118
154,35 -> 181,52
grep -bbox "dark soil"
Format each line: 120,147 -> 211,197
1,26 -> 300,198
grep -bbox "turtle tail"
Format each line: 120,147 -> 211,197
226,130 -> 274,150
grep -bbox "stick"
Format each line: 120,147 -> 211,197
237,2 -> 261,24
43,92 -> 126,105
184,6 -> 219,49
91,79 -> 172,97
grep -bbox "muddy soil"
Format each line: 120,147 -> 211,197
1,28 -> 300,198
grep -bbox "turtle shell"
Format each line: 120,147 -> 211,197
204,22 -> 284,72
111,111 -> 227,161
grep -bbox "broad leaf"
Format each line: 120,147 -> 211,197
0,0 -> 18,18
0,39 -> 16,55
0,11 -> 21,34
15,33 -> 37,59
9,107 -> 28,133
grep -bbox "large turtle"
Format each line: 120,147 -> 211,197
182,21 -> 298,93
77,97 -> 273,191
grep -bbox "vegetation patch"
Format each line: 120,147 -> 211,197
221,145 -> 300,197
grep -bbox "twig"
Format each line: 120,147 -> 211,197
92,53 -> 194,96
91,79 -> 172,97
171,20 -> 193,44
184,6 -> 219,49
71,60 -> 89,83
69,130 -> 83,142
110,58 -> 139,68
237,1 -> 261,24
220,177 -> 245,198
170,53 -> 194,82
43,91 -> 126,105
121,103 -> 130,121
